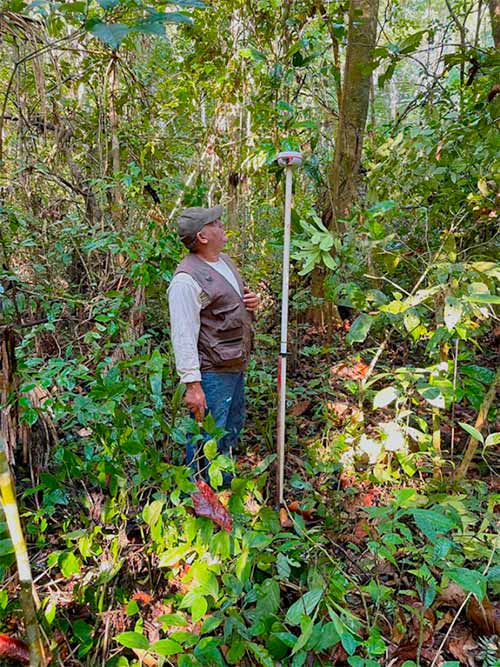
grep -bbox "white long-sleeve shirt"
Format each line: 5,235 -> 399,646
167,257 -> 242,384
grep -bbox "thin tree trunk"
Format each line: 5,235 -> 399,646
488,0 -> 500,47
327,0 -> 379,227
455,367 -> 500,480
108,57 -> 123,218
308,0 -> 379,327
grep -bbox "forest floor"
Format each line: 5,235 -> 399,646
1,317 -> 499,667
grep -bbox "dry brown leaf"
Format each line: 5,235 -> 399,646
437,581 -> 467,608
329,401 -> 350,419
289,399 -> 312,417
448,632 -> 478,666
132,649 -> 157,667
288,501 -> 316,520
467,596 -> 500,635
388,641 -> 435,666
330,360 -> 369,381
279,507 -> 293,528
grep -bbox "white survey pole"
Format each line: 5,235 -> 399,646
276,151 -> 302,506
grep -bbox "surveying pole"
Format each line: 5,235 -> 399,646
276,150 -> 302,507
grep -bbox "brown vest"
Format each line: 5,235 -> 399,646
174,253 -> 253,373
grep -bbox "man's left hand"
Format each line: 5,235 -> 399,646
243,287 -> 259,312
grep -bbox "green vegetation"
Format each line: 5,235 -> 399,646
0,0 -> 498,665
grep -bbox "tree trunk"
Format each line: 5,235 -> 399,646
488,0 -> 500,47
308,0 -> 379,327
327,0 -> 379,227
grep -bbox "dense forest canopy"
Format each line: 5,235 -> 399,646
0,0 -> 499,665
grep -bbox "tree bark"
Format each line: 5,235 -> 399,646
326,0 -> 379,228
308,0 -> 379,327
488,0 -> 500,47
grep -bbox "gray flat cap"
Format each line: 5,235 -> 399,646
177,205 -> 223,244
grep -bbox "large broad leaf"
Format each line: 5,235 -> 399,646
256,578 -> 280,616
96,0 -> 119,9
285,588 -> 324,626
246,642 -> 275,667
89,21 -> 130,49
417,385 -> 445,409
458,422 -> 484,444
467,293 -> 500,304
444,296 -> 463,331
410,508 -> 457,542
115,632 -> 149,650
151,638 -> 183,656
346,313 -> 373,345
446,568 -> 486,602
373,386 -> 398,409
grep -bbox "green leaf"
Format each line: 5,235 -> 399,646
458,422 -> 483,444
446,568 -> 486,601
417,385 -> 445,409
444,296 -> 463,331
191,595 -> 207,622
203,438 -> 217,460
226,639 -> 245,664
151,638 -> 183,656
158,612 -> 188,627
60,2 -> 86,12
286,588 -> 324,626
467,293 -> 500,304
277,553 -> 291,580
142,499 -> 164,526
292,616 -> 314,655
461,365 -> 495,385
96,0 -> 119,9
59,551 -> 81,577
89,21 -> 130,49
256,578 -> 280,616
159,544 -> 192,567
410,509 -> 456,542
346,313 -> 373,345
115,631 -> 149,650
373,386 -> 398,409
246,642 -> 275,667
0,538 -> 14,556
322,252 -> 337,270
485,432 -> 500,447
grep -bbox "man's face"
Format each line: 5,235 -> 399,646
198,218 -> 227,250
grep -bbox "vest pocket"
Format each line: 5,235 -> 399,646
212,302 -> 245,330
211,338 -> 245,366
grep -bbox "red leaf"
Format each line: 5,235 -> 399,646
0,634 -> 30,665
192,480 -> 233,533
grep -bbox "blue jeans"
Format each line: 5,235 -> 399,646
186,371 -> 245,483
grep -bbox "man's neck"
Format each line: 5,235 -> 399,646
195,248 -> 221,263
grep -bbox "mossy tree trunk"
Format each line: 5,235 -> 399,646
309,0 -> 379,327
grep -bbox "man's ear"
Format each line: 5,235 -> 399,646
196,230 -> 208,246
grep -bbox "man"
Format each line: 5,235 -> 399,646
168,205 -> 259,482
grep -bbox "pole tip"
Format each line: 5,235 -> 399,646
277,151 -> 303,167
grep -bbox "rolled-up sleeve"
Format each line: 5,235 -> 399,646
167,273 -> 203,384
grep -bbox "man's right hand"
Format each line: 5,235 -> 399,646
185,382 -> 207,423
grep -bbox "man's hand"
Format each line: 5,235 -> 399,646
185,381 -> 207,423
243,286 -> 260,312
